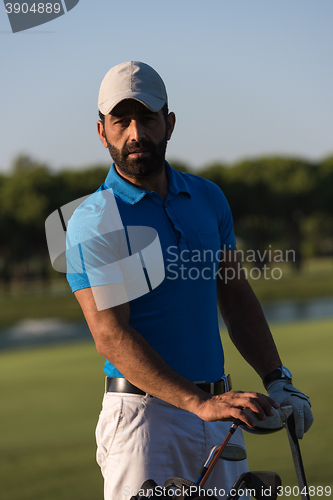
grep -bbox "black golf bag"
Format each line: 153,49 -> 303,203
130,470 -> 282,500
130,476 -> 218,499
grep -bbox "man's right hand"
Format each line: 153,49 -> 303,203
195,390 -> 280,428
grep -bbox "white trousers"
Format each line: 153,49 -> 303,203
96,392 -> 249,500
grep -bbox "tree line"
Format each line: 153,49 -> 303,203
0,154 -> 332,285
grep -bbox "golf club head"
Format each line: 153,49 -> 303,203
243,471 -> 282,500
219,444 -> 247,461
227,471 -> 282,500
239,407 -> 284,434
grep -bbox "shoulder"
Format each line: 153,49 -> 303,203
70,185 -> 106,218
67,186 -> 104,228
178,170 -> 229,204
67,185 -> 123,245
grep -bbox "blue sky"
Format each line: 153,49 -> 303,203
1,0 -> 332,172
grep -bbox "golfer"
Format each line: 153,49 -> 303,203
66,61 -> 313,499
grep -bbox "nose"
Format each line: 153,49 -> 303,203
128,119 -> 146,142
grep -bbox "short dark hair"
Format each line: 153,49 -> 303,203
98,102 -> 169,127
99,110 -> 105,126
161,102 -> 169,123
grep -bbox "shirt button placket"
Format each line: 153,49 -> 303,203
164,203 -> 188,251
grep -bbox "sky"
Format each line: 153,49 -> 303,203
1,0 -> 332,173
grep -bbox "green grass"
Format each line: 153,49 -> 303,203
0,292 -> 83,326
0,318 -> 332,499
222,317 -> 333,491
0,291 -> 82,326
0,278 -> 82,327
245,257 -> 333,301
0,342 -> 105,500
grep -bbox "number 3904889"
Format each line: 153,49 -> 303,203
277,486 -> 331,497
5,3 -> 61,14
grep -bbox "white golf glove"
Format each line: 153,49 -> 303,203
267,380 -> 314,439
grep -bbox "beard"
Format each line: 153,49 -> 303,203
105,131 -> 168,179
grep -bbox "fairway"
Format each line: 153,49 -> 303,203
0,342 -> 105,500
0,318 -> 332,500
222,318 -> 333,492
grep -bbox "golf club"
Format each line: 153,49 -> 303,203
194,443 -> 247,488
196,420 -> 240,486
196,406 -> 285,487
281,406 -> 310,500
239,407 -> 284,434
220,444 -> 247,461
225,471 -> 282,500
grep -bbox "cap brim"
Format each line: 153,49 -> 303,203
99,91 -> 166,115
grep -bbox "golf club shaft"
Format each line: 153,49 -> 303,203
198,420 -> 240,487
195,446 -> 219,485
285,414 -> 310,500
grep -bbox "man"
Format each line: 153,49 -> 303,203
66,61 -> 313,499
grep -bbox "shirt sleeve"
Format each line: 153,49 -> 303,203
65,189 -> 162,311
66,231 -> 126,293
65,189 -> 127,293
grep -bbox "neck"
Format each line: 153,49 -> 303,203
114,163 -> 169,201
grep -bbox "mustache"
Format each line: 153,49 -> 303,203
122,141 -> 155,156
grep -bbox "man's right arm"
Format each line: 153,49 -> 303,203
75,287 -> 279,426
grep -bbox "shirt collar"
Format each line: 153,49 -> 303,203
104,161 -> 191,205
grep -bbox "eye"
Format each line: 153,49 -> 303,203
142,115 -> 156,123
114,118 -> 130,126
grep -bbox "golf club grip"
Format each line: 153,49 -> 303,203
285,414 -> 310,500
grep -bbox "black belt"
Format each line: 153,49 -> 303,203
105,374 -> 232,396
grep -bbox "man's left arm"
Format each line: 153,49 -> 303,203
217,248 -> 314,439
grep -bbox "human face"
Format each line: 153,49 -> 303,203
97,100 -> 175,179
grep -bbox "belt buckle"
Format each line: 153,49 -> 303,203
210,377 -> 228,395
221,374 -> 229,393
214,375 -> 230,395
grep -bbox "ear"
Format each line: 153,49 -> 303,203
167,112 -> 176,141
97,120 -> 108,149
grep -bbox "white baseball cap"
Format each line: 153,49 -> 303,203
98,61 -> 168,115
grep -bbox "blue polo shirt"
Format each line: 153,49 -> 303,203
66,162 -> 236,382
